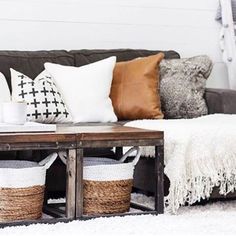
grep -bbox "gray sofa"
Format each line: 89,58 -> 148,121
0,49 -> 235,200
205,88 -> 236,114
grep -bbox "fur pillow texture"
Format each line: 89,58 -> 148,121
160,55 -> 213,119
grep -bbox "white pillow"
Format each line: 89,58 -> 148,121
45,57 -> 117,123
11,69 -> 72,123
0,73 -> 11,122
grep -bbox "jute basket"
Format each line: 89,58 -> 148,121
59,147 -> 141,215
0,153 -> 57,222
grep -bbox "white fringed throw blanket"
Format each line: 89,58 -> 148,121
125,114 -> 236,213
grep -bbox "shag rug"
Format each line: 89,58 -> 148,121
1,194 -> 236,236
125,114 -> 236,213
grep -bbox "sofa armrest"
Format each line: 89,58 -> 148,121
205,88 -> 236,114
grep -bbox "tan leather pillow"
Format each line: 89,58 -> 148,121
110,53 -> 164,120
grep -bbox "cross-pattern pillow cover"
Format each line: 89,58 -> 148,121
11,69 -> 72,123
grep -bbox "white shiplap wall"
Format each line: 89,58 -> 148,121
0,0 -> 228,88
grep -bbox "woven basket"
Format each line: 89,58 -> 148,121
0,153 -> 57,222
59,147 -> 141,215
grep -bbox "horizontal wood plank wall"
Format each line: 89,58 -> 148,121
0,0 -> 228,88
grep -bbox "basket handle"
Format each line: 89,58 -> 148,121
58,148 -> 141,167
58,151 -> 67,165
38,152 -> 58,169
119,146 -> 141,166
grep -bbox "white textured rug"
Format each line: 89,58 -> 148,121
1,194 -> 236,236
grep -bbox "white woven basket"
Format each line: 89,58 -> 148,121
0,152 -> 57,188
0,153 -> 57,222
59,147 -> 141,215
59,147 -> 141,181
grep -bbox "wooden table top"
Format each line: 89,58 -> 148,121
0,124 -> 163,143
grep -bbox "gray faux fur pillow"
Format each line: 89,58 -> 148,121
159,55 -> 213,119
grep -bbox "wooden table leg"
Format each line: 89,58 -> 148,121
115,147 -> 123,159
155,145 -> 164,214
66,149 -> 76,219
76,148 -> 84,218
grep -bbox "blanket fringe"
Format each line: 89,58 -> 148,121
125,115 -> 236,213
165,172 -> 236,214
139,146 -> 236,214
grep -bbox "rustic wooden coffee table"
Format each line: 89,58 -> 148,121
0,124 -> 164,227
72,125 -> 164,219
0,126 -> 77,228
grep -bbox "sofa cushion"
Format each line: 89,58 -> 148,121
45,57 -> 117,123
111,53 -> 164,120
11,69 -> 72,123
0,73 -> 11,122
0,50 -> 74,91
160,55 -> 213,119
70,49 -> 180,66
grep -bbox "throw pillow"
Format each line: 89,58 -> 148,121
159,55 -> 213,119
11,69 -> 72,123
0,72 -> 11,122
44,57 -> 117,123
110,53 -> 164,120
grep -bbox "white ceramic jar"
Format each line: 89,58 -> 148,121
2,102 -> 27,125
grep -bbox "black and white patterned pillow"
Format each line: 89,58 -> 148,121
11,69 -> 72,123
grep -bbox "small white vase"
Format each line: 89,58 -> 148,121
2,102 -> 27,125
